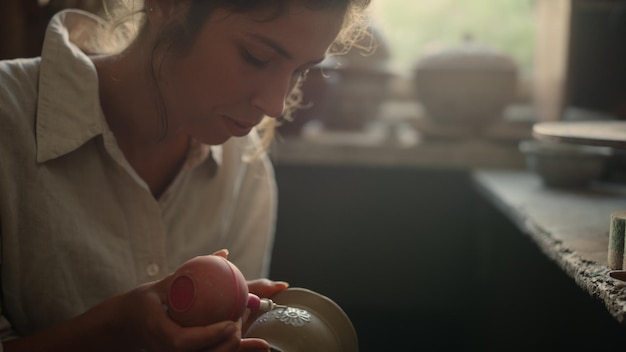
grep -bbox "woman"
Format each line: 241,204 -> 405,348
0,0 -> 370,351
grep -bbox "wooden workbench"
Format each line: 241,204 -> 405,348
472,169 -> 626,324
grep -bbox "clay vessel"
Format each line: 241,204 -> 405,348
244,288 -> 358,352
413,36 -> 518,126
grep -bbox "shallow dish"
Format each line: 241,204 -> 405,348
244,288 -> 358,352
519,139 -> 612,188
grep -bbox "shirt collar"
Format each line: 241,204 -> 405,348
36,9 -> 107,163
34,10 -> 222,171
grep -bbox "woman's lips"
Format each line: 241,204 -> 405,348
222,116 -> 253,137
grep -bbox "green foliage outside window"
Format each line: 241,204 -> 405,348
368,0 -> 536,75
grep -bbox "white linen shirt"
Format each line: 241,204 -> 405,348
0,9 -> 277,342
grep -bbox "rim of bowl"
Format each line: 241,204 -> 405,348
519,140 -> 613,157
270,288 -> 359,352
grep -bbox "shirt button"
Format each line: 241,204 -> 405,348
146,263 -> 160,277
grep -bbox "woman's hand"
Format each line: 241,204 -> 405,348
247,279 -> 289,299
212,248 -> 289,338
111,275 -> 245,352
242,279 -> 289,335
210,248 -> 288,302
3,280 -> 268,352
109,252 -> 273,352
4,250 -> 271,352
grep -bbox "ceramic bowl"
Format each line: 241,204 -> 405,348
243,288 -> 358,352
519,139 -> 612,188
413,38 -> 518,126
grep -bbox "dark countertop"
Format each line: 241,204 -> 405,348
271,134 -> 527,170
472,169 -> 626,324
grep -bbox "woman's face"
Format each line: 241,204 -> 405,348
159,4 -> 346,145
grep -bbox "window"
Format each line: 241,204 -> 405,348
365,0 -> 626,122
367,0 -> 536,77
361,0 -> 537,126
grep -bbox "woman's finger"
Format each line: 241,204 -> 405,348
247,279 -> 289,298
238,338 -> 271,351
211,249 -> 230,259
168,321 -> 240,351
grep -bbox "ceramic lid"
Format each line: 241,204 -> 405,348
415,35 -> 517,71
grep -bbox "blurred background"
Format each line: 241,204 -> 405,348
2,0 -> 626,350
2,0 -> 624,126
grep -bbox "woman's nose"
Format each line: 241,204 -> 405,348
251,75 -> 294,118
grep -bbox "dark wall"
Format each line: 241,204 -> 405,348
269,164 -> 625,351
567,1 -> 626,118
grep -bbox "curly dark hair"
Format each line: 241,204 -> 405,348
99,0 -> 371,147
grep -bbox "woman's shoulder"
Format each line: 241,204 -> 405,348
0,57 -> 41,116
0,57 -> 41,151
0,57 -> 41,87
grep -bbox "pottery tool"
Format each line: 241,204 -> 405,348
608,210 -> 626,270
168,255 -> 249,326
167,255 -> 290,327
247,293 -> 288,311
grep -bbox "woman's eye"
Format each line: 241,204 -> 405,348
242,49 -> 269,68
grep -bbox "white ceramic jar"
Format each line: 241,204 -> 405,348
413,36 -> 518,126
